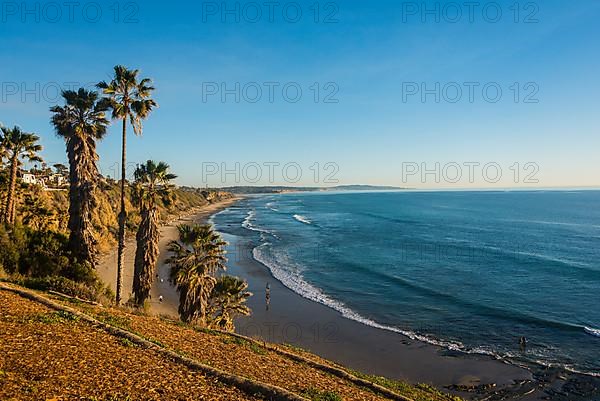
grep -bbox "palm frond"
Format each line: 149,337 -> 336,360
167,224 -> 231,324
97,65 -> 158,136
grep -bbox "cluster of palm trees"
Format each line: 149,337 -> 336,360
1,66 -> 164,308
167,224 -> 251,329
1,65 -> 252,330
47,67 -> 171,309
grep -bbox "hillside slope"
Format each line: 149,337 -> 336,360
0,283 -> 461,401
18,183 -> 232,253
0,286 -> 257,401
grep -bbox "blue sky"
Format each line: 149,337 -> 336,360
1,0 -> 599,188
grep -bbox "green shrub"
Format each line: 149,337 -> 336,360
64,261 -> 97,284
0,223 -> 28,274
19,229 -> 71,277
0,224 -> 65,277
17,276 -> 108,302
0,222 -> 112,303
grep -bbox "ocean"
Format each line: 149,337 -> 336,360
211,190 -> 600,377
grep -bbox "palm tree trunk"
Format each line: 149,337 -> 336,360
116,118 -> 127,305
67,146 -> 98,268
3,155 -> 18,224
133,205 -> 160,306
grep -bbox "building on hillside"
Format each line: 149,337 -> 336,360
22,174 -> 38,185
47,174 -> 66,187
21,170 -> 68,190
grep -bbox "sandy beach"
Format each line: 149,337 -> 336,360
96,197 -> 240,317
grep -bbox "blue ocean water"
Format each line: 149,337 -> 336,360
212,191 -> 600,376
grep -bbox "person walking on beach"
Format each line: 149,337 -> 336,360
265,283 -> 271,311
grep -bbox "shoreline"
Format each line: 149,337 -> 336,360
223,234 -> 538,400
214,197 -> 599,401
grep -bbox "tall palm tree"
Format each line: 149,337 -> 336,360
50,89 -> 109,268
167,224 -> 227,324
98,65 -> 158,305
207,275 -> 252,332
131,160 -> 177,306
1,126 -> 43,224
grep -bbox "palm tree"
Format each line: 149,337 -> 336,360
0,126 -> 7,167
0,125 -> 7,196
131,160 -> 177,306
50,89 -> 109,268
98,65 -> 158,305
167,224 -> 227,324
1,126 -> 43,224
207,275 -> 252,332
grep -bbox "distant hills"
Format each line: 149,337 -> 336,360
216,185 -> 408,194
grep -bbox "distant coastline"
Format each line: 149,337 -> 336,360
208,185 -> 600,194
212,184 -> 410,194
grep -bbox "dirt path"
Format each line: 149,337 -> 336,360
97,198 -> 239,316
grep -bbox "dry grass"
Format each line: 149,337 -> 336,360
1,287 -> 461,401
70,302 -> 457,401
0,291 -> 258,401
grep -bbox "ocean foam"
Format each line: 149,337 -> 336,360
242,210 -> 279,239
251,240 -> 600,377
242,210 -> 256,230
208,208 -> 228,226
252,243 -> 465,352
265,202 -> 279,212
584,326 -> 600,338
293,214 -> 312,224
